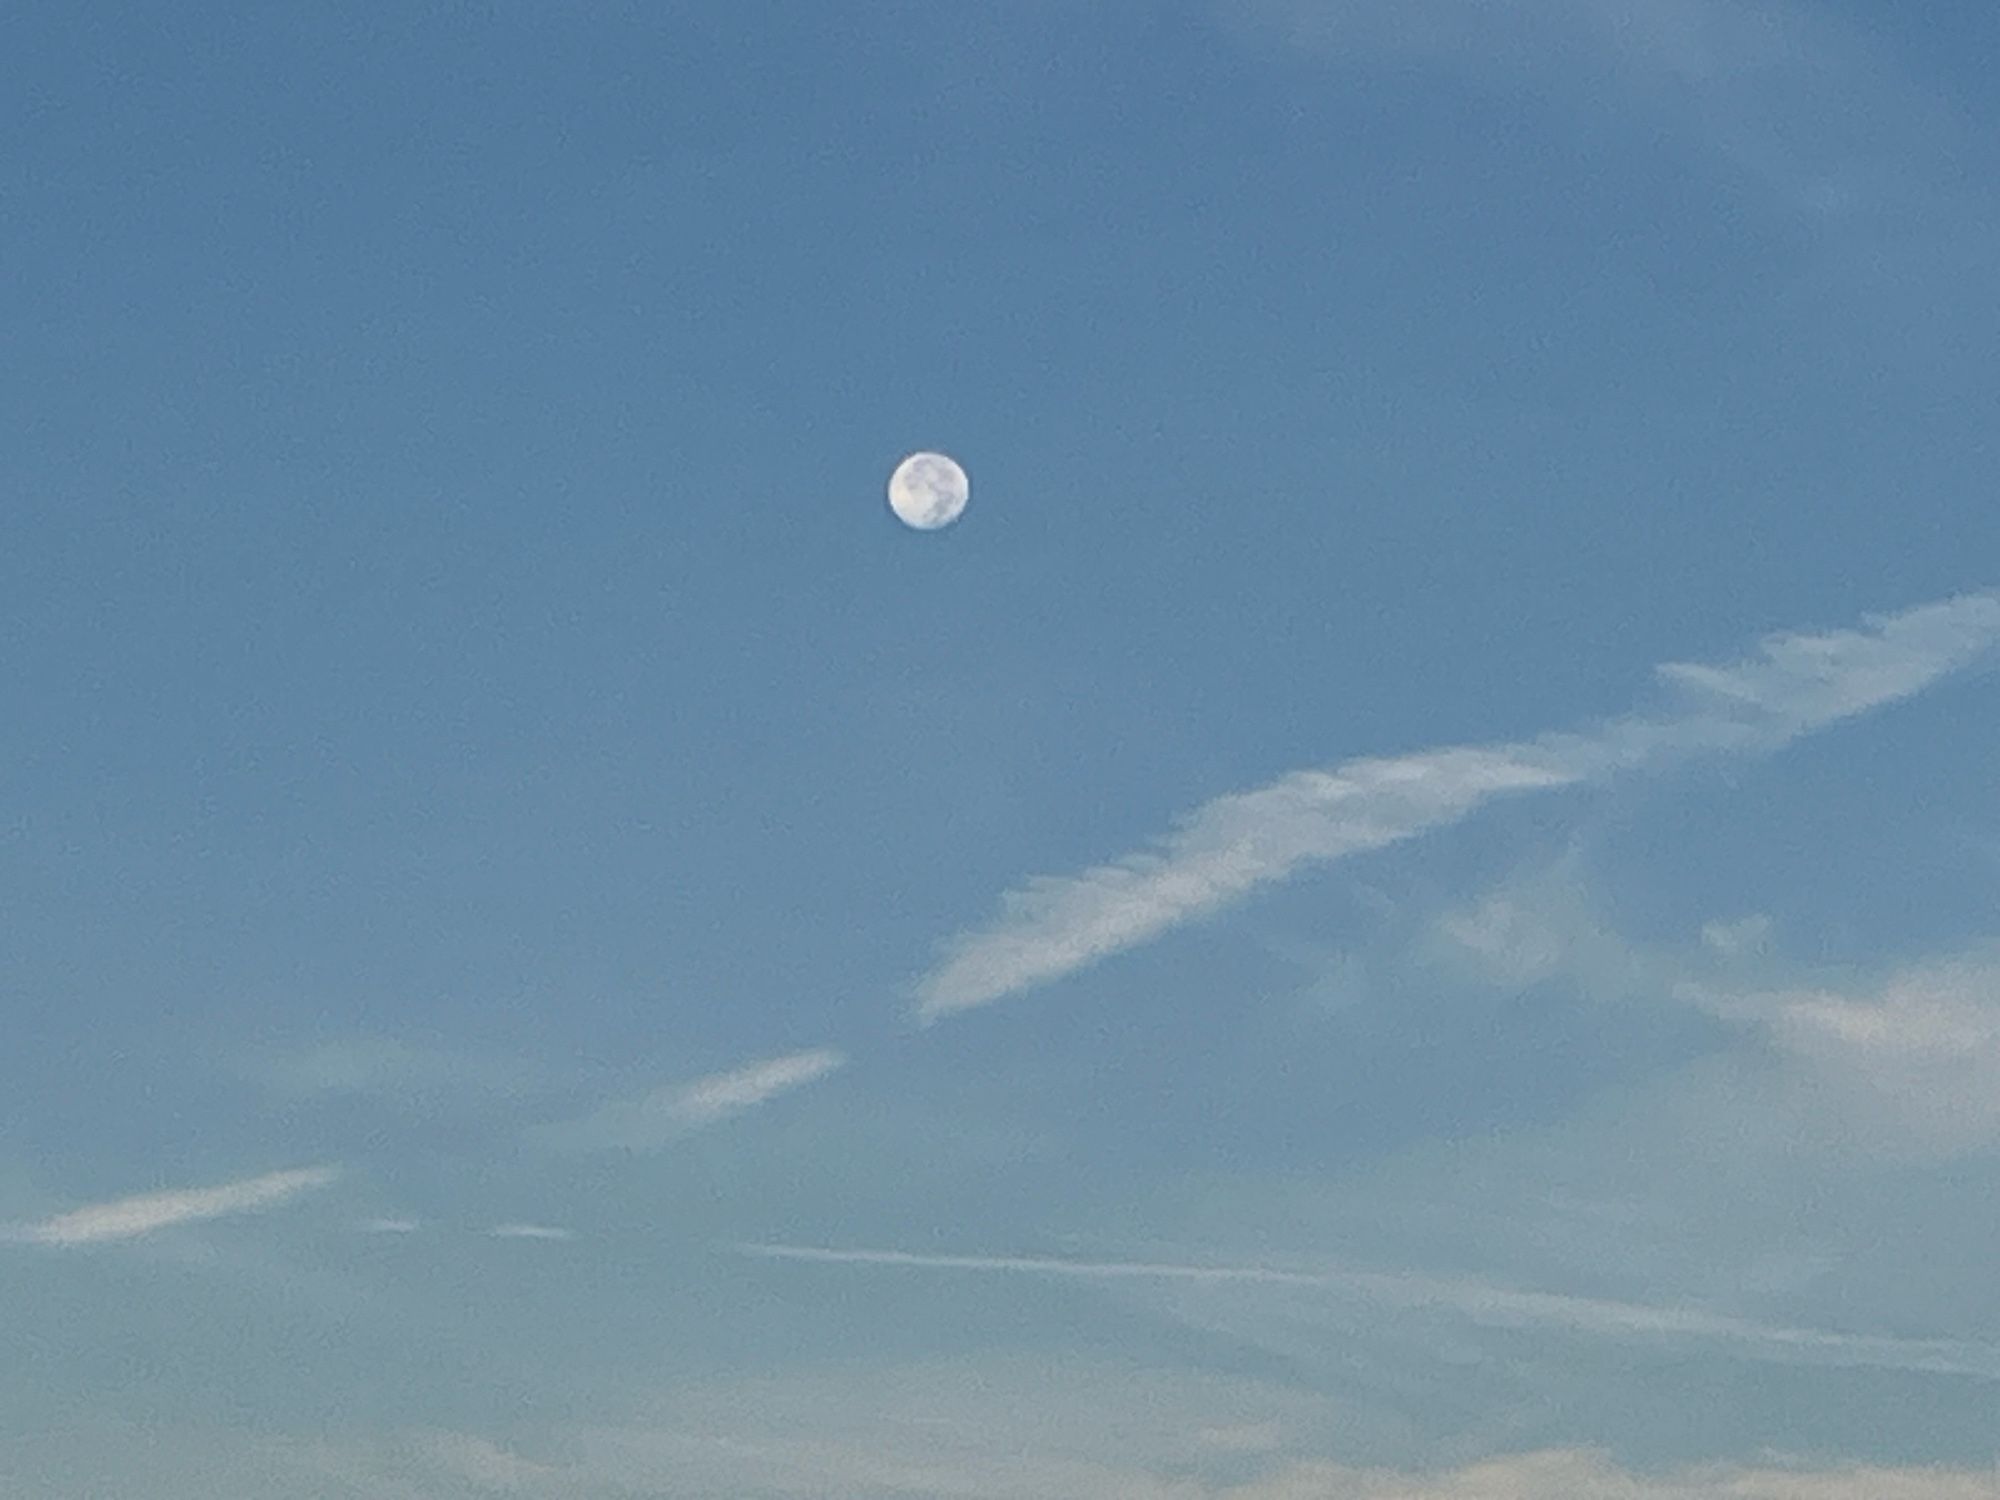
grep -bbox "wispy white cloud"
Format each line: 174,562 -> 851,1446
1687,955 -> 2000,1158
918,748 -> 1578,1023
1700,913 -> 1773,958
665,1048 -> 847,1127
733,1242 -> 2000,1381
489,1223 -> 576,1241
1432,857 -> 2000,1162
9,1166 -> 339,1247
531,1048 -> 846,1152
1424,854 -> 1689,1005
355,1217 -> 420,1235
917,591 -> 2000,1020
737,1240 -> 1329,1285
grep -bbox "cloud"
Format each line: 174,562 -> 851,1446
415,1430 -> 559,1491
489,1223 -> 576,1241
1701,914 -> 1773,958
1431,856 -> 2000,1161
1691,955 -> 2000,1158
356,1218 -> 420,1234
1219,1449 -> 2000,1500
916,590 -> 2000,1021
918,748 -> 1578,1023
732,1242 -> 2000,1381
664,1049 -> 847,1127
9,1166 -> 339,1247
1197,1422 -> 1287,1454
737,1240 -> 1330,1285
531,1048 -> 846,1152
1424,854 -> 1692,1005
554,1358 -> 1347,1500
11,1419 -> 2000,1500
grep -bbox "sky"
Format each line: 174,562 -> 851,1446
3,1 -> 1999,1496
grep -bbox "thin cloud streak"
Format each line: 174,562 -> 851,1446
733,1242 -> 2000,1381
738,1241 -> 1328,1285
666,1048 -> 847,1128
916,590 -> 2000,1020
489,1223 -> 576,1241
10,1166 -> 340,1246
531,1047 -> 847,1152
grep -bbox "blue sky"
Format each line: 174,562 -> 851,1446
4,1 -> 1999,1495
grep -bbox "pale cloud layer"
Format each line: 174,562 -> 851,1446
17,1419 -> 1995,1500
1220,1450 -> 2000,1500
532,1048 -> 846,1151
917,591 -> 2000,1020
8,1166 -> 339,1247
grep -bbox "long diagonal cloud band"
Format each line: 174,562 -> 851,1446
916,590 -> 2000,1020
731,1242 -> 2000,1381
9,1166 -> 340,1247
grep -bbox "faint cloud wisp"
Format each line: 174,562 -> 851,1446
733,1241 -> 2000,1382
531,1047 -> 847,1152
489,1223 -> 577,1242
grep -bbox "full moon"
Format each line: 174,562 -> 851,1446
887,451 -> 969,531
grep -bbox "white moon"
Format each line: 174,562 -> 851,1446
887,451 -> 970,531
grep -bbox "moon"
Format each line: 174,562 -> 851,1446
887,451 -> 969,531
